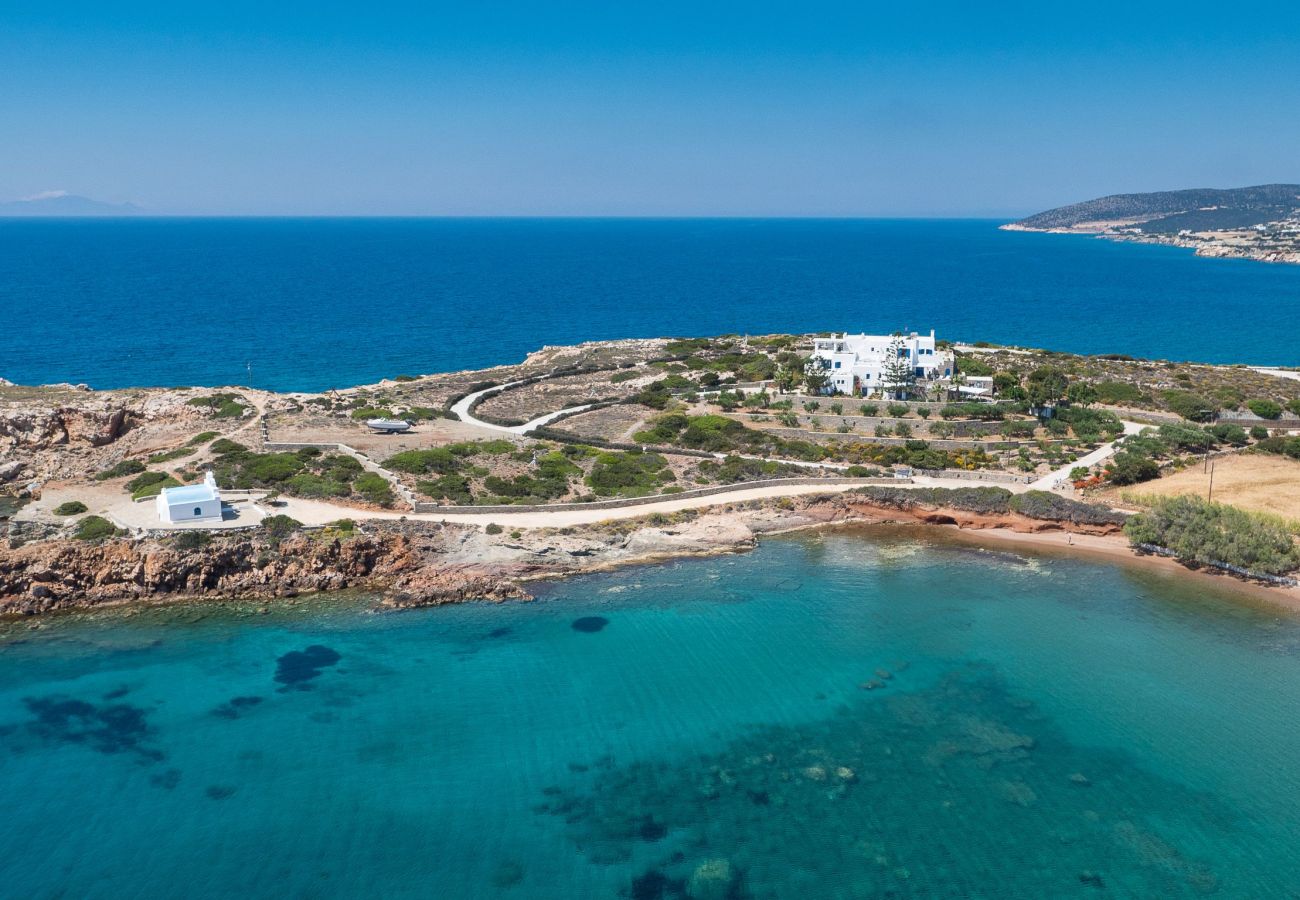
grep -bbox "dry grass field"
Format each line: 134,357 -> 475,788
1104,453 -> 1300,527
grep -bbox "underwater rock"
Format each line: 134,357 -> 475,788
834,766 -> 857,782
205,784 -> 237,800
274,644 -> 341,689
149,768 -> 182,790
1079,870 -> 1105,889
638,815 -> 668,841
491,860 -> 524,889
996,779 -> 1038,807
211,695 -> 265,719
801,766 -> 827,782
1069,772 -> 1091,786
571,616 -> 610,633
687,858 -> 736,900
629,869 -> 685,900
21,694 -> 159,760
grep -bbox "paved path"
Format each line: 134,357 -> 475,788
1250,367 -> 1300,383
274,474 -> 1041,529
1027,420 -> 1144,491
450,381 -> 596,436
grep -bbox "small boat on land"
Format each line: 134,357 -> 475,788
365,418 -> 413,434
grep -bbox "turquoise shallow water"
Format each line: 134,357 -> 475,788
2,529 -> 1300,898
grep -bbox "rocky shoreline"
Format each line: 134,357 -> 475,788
0,490 -> 1127,618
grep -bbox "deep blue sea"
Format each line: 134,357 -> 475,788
3,530 -> 1300,898
2,218 -> 1298,392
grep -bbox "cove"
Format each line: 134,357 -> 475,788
1,528 -> 1298,897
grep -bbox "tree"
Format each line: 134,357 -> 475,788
1105,452 -> 1159,485
775,365 -> 798,394
1066,382 -> 1098,407
1025,366 -> 1069,410
881,333 -> 917,400
803,362 -> 829,395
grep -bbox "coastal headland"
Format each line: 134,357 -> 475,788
3,331 -> 1299,616
1006,183 -> 1300,264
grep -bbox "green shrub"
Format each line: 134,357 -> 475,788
1124,495 -> 1300,575
132,476 -> 181,500
1287,398 -> 1300,417
210,438 -> 248,456
1250,425 -> 1270,441
350,406 -> 396,420
188,431 -> 219,446
1253,435 -> 1300,460
74,515 -> 118,540
858,404 -> 878,417
609,370 -> 640,384
386,447 -> 459,475
53,501 -> 88,516
418,474 -> 475,505
240,453 -> 304,483
1009,490 -> 1126,526
394,374 -> 418,382
1105,452 -> 1159,486
586,450 -> 675,497
94,459 -> 146,481
1247,399 -> 1282,420
354,472 -> 395,507
188,393 -> 247,418
174,531 -> 211,550
148,447 -> 196,464
1207,423 -> 1248,446
956,355 -> 994,376
1093,381 -> 1144,404
887,402 -> 910,418
1162,390 -> 1215,422
485,523 -> 504,535
283,472 -> 351,498
261,514 -> 302,539
125,471 -> 172,494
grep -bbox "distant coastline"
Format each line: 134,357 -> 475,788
1007,184 -> 1300,265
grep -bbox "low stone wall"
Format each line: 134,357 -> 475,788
755,425 -> 1025,452
912,468 -> 1034,485
411,476 -> 904,515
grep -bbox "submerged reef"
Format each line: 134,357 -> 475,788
537,664 -> 1226,898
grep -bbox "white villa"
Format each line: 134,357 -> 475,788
808,330 -> 955,397
155,471 -> 223,524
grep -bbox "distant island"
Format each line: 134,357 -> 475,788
1005,183 -> 1300,264
0,191 -> 141,217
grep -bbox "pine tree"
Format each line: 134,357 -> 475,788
881,333 -> 917,400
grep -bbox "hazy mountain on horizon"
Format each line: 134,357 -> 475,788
0,191 -> 142,217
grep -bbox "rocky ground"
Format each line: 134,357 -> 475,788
0,489 -> 1124,617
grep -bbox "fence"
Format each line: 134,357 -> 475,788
411,476 -> 901,515
1134,543 -> 1299,587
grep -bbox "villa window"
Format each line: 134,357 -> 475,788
193,507 -> 202,516
833,361 -> 841,368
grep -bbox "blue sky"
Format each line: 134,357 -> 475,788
3,1 -> 1299,216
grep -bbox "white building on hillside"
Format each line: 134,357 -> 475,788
808,330 -> 954,397
156,471 -> 223,524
